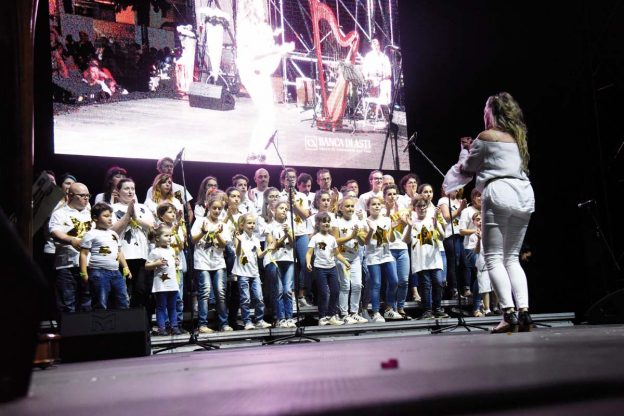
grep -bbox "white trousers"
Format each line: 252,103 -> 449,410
482,179 -> 534,309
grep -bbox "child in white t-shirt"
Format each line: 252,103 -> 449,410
79,202 -> 131,310
146,225 -> 180,336
306,212 -> 351,326
233,213 -> 273,330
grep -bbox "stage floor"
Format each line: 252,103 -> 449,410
53,96 -> 409,170
6,325 -> 624,415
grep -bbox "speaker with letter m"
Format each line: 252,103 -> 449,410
188,82 -> 235,111
60,308 -> 150,362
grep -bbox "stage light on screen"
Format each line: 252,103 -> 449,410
48,0 -> 410,171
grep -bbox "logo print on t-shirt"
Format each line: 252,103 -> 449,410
415,225 -> 434,246
68,217 -> 92,238
98,246 -> 111,255
317,242 -> 327,250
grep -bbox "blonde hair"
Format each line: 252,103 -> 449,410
486,92 -> 530,173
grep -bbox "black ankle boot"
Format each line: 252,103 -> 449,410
518,311 -> 533,332
491,311 -> 519,334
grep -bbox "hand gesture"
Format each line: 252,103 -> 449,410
266,241 -> 276,251
459,199 -> 468,210
351,224 -> 359,238
216,223 -> 223,234
159,257 -> 168,267
342,260 -> 351,270
70,237 -> 82,250
306,262 -> 313,272
366,218 -> 375,231
356,209 -> 364,221
127,200 -> 136,217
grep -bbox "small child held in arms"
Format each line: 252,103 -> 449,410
146,225 -> 181,336
233,213 -> 273,330
306,211 -> 351,326
79,202 -> 131,310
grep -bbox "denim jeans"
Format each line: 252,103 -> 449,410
89,268 -> 129,310
337,256 -> 362,315
443,234 -> 464,292
295,235 -> 312,300
266,261 -> 294,321
359,247 -> 370,311
417,269 -> 444,312
464,248 -> 482,310
176,271 -> 184,327
367,261 -> 398,313
56,267 -> 91,313
391,249 -> 410,310
315,266 -> 340,317
238,276 -> 265,324
155,291 -> 177,329
198,269 -> 228,328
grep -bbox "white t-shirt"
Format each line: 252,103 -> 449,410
149,246 -> 179,292
437,197 -> 462,238
232,233 -> 262,278
221,211 -> 241,244
264,220 -> 294,265
308,232 -> 339,269
80,228 -> 120,271
397,194 -> 414,211
466,232 -> 480,251
145,182 -> 192,205
384,209 -> 410,250
253,215 -> 268,243
409,216 -> 444,273
459,205 -> 479,248
365,216 -> 394,266
49,205 -> 92,269
333,216 -> 366,261
248,187 -> 266,215
192,217 -> 226,271
111,203 -> 154,260
194,203 -> 206,218
279,190 -> 310,236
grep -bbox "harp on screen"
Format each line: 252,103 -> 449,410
309,0 -> 360,131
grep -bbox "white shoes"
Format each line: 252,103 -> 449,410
383,309 -> 404,321
361,310 -> 372,322
342,314 -> 358,325
220,325 -> 233,332
371,312 -> 386,323
351,313 -> 369,324
198,325 -> 214,334
244,322 -> 255,330
255,320 -> 272,329
318,316 -> 330,326
328,315 -> 345,326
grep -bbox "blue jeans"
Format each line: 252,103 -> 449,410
391,249 -> 410,310
463,248 -> 477,290
366,261 -> 398,313
198,269 -> 228,328
295,235 -> 312,300
155,291 -> 177,329
464,248 -> 482,310
359,248 -> 369,311
89,268 -> 129,310
315,266 -> 340,317
238,276 -> 265,324
266,261 -> 294,320
56,267 -> 91,313
417,269 -> 444,312
176,271 -> 184,327
440,251 -> 447,284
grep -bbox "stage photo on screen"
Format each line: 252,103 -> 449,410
49,0 -> 409,170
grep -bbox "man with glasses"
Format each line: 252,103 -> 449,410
357,170 -> 385,214
49,183 -> 94,313
315,168 -> 341,214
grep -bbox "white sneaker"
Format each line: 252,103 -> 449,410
352,313 -> 369,324
244,322 -> 255,330
220,325 -> 233,332
277,319 -> 289,328
318,316 -> 330,326
298,297 -> 310,308
286,318 -> 298,328
329,315 -> 345,326
343,314 -> 358,325
255,320 -> 272,329
361,310 -> 372,322
198,325 -> 214,334
383,309 -> 403,321
371,312 -> 386,323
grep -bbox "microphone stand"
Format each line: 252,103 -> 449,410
406,139 -> 487,333
154,148 -> 219,353
263,135 -> 319,344
379,50 -> 402,170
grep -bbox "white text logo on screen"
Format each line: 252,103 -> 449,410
304,136 -> 372,153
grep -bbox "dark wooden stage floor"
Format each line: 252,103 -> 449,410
5,325 -> 624,415
53,96 -> 409,170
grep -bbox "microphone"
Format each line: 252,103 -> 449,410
385,45 -> 401,51
577,199 -> 595,208
173,147 -> 185,168
402,131 -> 418,153
264,130 -> 278,150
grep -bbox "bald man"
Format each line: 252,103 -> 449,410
248,168 -> 270,214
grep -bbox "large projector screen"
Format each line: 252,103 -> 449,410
49,0 -> 410,170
